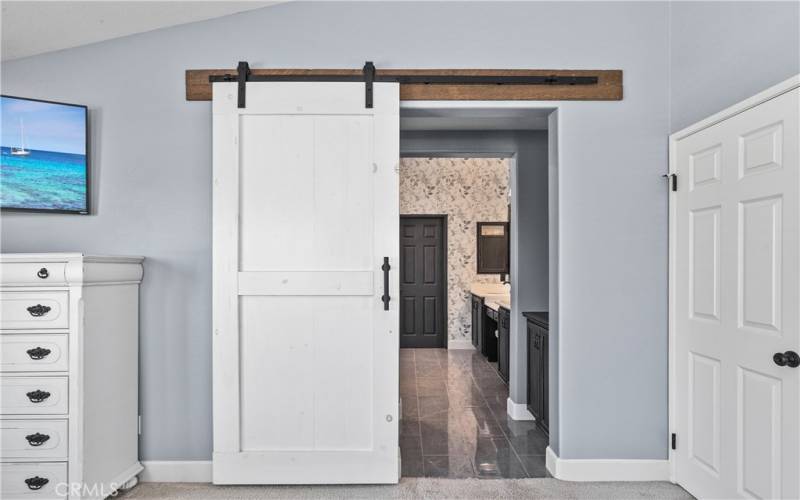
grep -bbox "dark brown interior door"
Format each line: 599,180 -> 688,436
399,216 -> 446,348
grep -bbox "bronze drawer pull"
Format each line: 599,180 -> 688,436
26,390 -> 51,403
26,304 -> 51,317
26,347 -> 52,360
25,476 -> 49,490
25,432 -> 51,447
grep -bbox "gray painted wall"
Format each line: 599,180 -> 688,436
669,1 -> 800,132
401,130 -> 550,410
2,0 -> 751,461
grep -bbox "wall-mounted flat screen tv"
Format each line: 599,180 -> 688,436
1,95 -> 89,214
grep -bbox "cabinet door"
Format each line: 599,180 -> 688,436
497,310 -> 509,382
471,298 -> 479,348
475,298 -> 484,353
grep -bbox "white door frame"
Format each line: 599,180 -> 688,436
667,74 -> 800,482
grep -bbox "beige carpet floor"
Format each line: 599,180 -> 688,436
117,479 -> 692,499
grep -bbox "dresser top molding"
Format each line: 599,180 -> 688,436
1,253 -> 144,286
0,253 -> 144,264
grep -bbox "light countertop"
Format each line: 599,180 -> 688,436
470,283 -> 511,311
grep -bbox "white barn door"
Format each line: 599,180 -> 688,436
212,82 -> 400,484
672,85 -> 799,498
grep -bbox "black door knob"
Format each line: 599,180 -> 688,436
773,351 -> 800,368
37,268 -> 49,279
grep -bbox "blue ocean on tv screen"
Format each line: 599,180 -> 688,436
1,148 -> 87,211
1,96 -> 87,212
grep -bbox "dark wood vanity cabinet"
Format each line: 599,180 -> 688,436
497,307 -> 510,383
471,294 -> 484,352
525,312 -> 549,435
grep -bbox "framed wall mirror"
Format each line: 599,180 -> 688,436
476,221 -> 509,274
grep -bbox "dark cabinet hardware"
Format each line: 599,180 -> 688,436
25,476 -> 49,491
26,390 -> 51,403
381,257 -> 391,311
37,268 -> 49,279
26,347 -> 52,360
25,432 -> 51,447
26,304 -> 51,317
773,351 -> 800,368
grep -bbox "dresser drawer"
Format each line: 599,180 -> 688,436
0,292 -> 69,330
1,377 -> 68,415
0,262 -> 67,287
0,462 -> 68,499
1,335 -> 68,372
1,420 -> 68,460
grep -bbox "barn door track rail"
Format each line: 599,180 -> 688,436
189,62 -> 622,105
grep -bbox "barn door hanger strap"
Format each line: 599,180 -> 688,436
210,60 -> 601,109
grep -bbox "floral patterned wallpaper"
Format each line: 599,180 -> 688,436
400,157 -> 509,342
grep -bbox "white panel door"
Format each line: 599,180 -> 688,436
674,88 -> 799,499
212,81 -> 400,484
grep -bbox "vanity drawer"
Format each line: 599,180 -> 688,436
1,335 -> 68,372
0,292 -> 69,330
0,462 -> 68,499
1,377 -> 68,415
0,262 -> 67,287
1,420 -> 68,460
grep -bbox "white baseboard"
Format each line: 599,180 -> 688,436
545,446 -> 669,481
140,461 -> 212,483
507,398 -> 535,420
447,339 -> 474,350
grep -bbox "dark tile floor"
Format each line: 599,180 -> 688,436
400,348 -> 551,479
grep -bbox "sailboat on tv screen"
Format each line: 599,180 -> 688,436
10,118 -> 30,156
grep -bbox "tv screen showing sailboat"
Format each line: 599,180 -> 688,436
1,95 -> 89,213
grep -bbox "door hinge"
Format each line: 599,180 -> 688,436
138,415 -> 143,435
663,173 -> 677,192
671,432 -> 676,450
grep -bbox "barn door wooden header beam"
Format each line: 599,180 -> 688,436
186,62 -> 622,103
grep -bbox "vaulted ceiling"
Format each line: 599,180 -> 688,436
1,1 -> 281,61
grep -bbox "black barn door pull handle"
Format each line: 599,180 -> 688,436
381,257 -> 391,311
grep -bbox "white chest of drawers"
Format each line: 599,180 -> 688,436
0,253 -> 144,499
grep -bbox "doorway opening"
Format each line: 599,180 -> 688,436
397,103 -> 556,479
